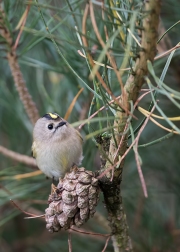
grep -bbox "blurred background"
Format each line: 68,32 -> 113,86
0,0 -> 180,251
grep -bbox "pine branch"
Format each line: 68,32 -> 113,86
0,5 -> 39,125
0,145 -> 36,167
98,1 -> 161,251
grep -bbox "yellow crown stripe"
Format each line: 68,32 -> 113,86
48,113 -> 59,119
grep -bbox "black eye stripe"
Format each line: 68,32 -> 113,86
55,121 -> 67,130
58,121 -> 66,127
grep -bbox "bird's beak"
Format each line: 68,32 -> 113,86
56,121 -> 66,129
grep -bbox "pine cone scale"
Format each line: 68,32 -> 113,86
45,166 -> 100,232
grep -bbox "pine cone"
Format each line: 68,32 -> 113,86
45,167 -> 100,233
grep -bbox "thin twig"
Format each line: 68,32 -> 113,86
77,50 -> 130,71
97,138 -> 135,179
133,106 -> 156,197
68,231 -> 72,252
82,4 -> 132,116
112,123 -> 129,164
14,1 -> 32,49
24,215 -> 45,219
102,236 -> 111,252
155,43 -> 180,60
134,90 -> 152,108
64,88 -> 84,120
70,227 -> 110,237
98,104 -> 155,197
0,5 -> 39,125
0,145 -> 37,167
10,199 -> 45,218
89,1 -> 126,99
78,95 -> 121,130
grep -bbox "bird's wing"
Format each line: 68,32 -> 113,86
76,130 -> 83,142
31,141 -> 37,158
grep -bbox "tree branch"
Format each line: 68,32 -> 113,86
0,5 -> 39,125
98,1 -> 161,251
0,145 -> 36,167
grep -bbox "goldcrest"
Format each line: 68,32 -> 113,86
32,113 -> 83,180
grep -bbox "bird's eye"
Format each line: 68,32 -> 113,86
48,124 -> 53,130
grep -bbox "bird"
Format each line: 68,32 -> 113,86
32,113 -> 83,180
